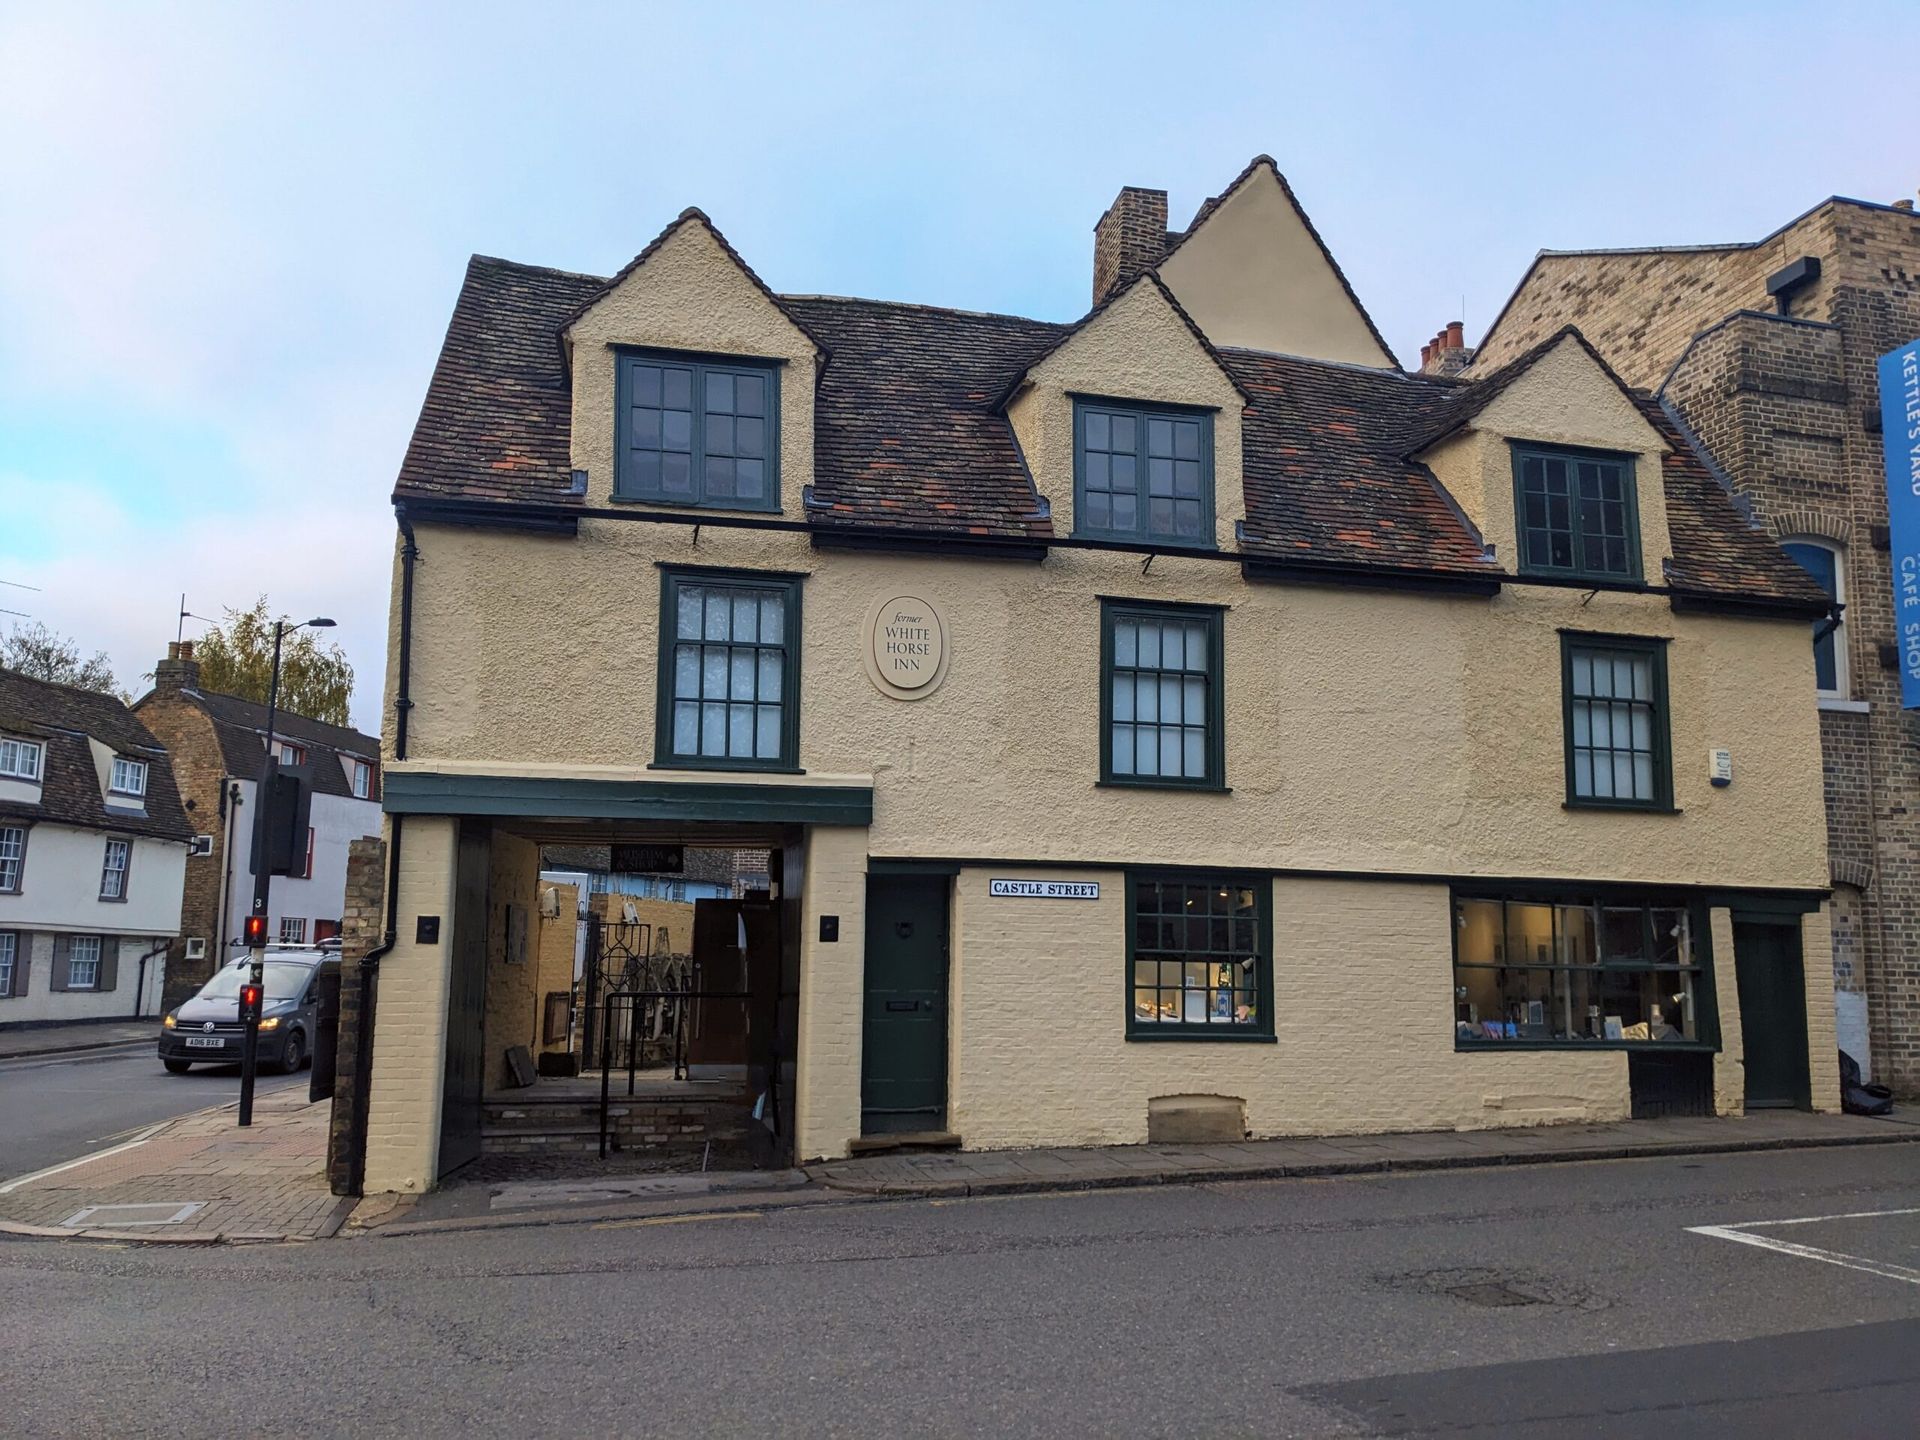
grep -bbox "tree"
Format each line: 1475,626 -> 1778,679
195,597 -> 355,727
1,621 -> 121,695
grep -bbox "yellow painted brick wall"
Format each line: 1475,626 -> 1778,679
1709,908 -> 1745,1116
587,891 -> 697,955
947,870 -> 1627,1151
363,815 -> 457,1193
480,831 -> 541,1089
794,827 -> 868,1161
535,881 -> 579,1054
1803,903 -> 1841,1112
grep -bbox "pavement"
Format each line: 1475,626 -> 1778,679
4,1143 -> 1917,1436
0,1085 -> 350,1243
0,1018 -> 157,1060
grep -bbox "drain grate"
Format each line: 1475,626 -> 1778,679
62,1202 -> 206,1228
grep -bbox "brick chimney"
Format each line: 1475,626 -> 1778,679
154,639 -> 200,694
1420,321 -> 1475,378
1093,186 -> 1169,307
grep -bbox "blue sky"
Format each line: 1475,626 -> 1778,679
2,1 -> 1913,731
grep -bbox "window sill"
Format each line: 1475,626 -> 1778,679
647,761 -> 807,777
1455,1039 -> 1717,1054
1127,1030 -> 1276,1044
608,492 -> 782,516
1562,801 -> 1682,816
1817,697 -> 1870,713
1097,780 -> 1232,795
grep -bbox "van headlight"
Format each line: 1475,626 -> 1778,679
162,1013 -> 176,1029
258,1016 -> 282,1032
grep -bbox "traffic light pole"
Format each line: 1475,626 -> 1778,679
238,621 -> 290,1129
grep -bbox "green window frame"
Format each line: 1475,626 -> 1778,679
1127,872 -> 1273,1040
1511,442 -> 1640,581
1100,601 -> 1225,790
1561,633 -> 1673,811
1451,889 -> 1717,1051
1073,399 -> 1214,546
615,350 -> 781,512
655,568 -> 803,772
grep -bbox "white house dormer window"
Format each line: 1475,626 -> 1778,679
109,756 -> 148,798
271,739 -> 307,766
350,758 -> 372,799
0,736 -> 43,781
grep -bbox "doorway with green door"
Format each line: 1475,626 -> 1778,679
1733,916 -> 1812,1110
861,873 -> 951,1137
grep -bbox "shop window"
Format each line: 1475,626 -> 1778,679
656,568 -> 802,770
1074,400 -> 1213,545
1127,874 -> 1271,1039
616,352 -> 779,511
1512,443 -> 1640,581
1101,601 -> 1225,789
1562,633 -> 1671,810
1453,893 -> 1709,1047
1781,538 -> 1847,698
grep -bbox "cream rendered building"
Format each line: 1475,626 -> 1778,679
348,157 -> 1841,1193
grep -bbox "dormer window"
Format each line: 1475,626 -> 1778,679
1511,443 -> 1640,581
109,757 -> 148,798
1073,399 -> 1213,545
0,736 -> 42,782
615,351 -> 779,512
271,739 -> 306,766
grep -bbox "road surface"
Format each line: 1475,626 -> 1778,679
2,1141 -> 1916,1435
0,1042 -> 304,1180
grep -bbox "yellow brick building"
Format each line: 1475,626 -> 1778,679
349,157 -> 1841,1192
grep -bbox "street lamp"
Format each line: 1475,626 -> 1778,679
238,615 -> 336,1127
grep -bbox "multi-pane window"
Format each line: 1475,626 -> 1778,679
271,740 -> 306,766
0,825 -> 23,892
1453,893 -> 1709,1046
100,839 -> 130,900
109,757 -> 148,797
656,570 -> 801,770
1562,635 -> 1671,809
0,932 -> 15,997
0,736 -> 42,781
617,353 -> 778,511
1782,539 -> 1846,698
1128,875 -> 1270,1037
350,759 -> 373,799
1512,444 -> 1640,580
1102,603 -> 1224,788
68,935 -> 102,990
279,917 -> 307,944
1075,401 -> 1213,545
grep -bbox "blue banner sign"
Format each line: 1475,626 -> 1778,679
1880,340 -> 1920,708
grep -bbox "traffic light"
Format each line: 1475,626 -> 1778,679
243,913 -> 269,948
237,982 -> 263,1025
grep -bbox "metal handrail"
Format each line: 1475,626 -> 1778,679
597,987 -> 751,1160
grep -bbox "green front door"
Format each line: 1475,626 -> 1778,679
861,875 -> 949,1135
1733,919 -> 1811,1110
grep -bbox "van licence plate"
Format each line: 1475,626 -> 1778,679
185,1037 -> 226,1049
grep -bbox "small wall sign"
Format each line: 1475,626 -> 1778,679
1708,748 -> 1732,787
989,879 -> 1100,900
864,592 -> 949,700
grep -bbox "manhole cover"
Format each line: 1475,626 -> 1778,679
62,1202 -> 206,1228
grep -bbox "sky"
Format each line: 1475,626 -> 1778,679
2,1 -> 1914,732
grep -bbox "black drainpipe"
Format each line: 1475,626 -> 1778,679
346,510 -> 418,1195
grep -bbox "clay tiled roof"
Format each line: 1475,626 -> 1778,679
391,253 -> 1822,605
0,670 -> 192,841
1222,349 -> 1491,573
785,296 -> 1061,537
188,691 -> 380,801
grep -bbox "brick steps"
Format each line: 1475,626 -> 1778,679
481,1089 -> 751,1158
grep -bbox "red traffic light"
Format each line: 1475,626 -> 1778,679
243,914 -> 268,947
238,982 -> 263,1023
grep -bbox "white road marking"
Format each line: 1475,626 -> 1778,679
1688,1207 -> 1920,1286
0,1124 -> 166,1194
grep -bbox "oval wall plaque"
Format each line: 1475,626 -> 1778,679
864,592 -> 948,700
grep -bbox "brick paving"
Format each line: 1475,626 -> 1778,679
0,1087 -> 349,1243
806,1109 -> 1920,1199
